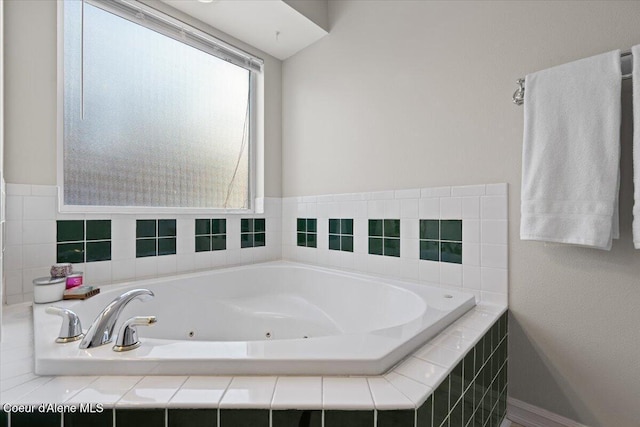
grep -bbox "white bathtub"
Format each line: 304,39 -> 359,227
33,262 -> 475,376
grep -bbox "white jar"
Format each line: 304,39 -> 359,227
33,277 -> 66,303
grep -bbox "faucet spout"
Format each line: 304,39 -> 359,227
79,288 -> 154,349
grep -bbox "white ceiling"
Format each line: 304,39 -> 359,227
161,0 -> 328,60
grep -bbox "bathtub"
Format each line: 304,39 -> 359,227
33,261 -> 475,376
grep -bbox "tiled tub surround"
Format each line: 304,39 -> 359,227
2,184 -> 282,304
282,184 -> 508,305
1,302 -> 507,427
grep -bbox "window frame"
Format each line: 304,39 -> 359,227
56,0 -> 264,214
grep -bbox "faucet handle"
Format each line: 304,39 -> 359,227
45,306 -> 84,343
113,316 -> 157,352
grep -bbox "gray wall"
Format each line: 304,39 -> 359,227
282,1 -> 640,426
3,0 -> 282,198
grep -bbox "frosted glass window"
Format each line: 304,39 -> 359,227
63,1 -> 252,209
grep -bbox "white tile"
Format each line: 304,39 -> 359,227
17,376 -> 98,404
211,250 -> 228,268
4,245 -> 22,271
384,199 -> 401,218
4,271 -> 23,296
400,258 -> 420,281
419,260 -> 440,284
306,202 -> 317,217
401,238 -> 419,260
451,185 -> 485,197
323,377 -> 373,409
462,197 -> 480,219
431,187 -> 451,197
0,372 -> 38,393
6,183 -> 31,196
5,294 -> 25,305
419,198 -> 440,219
112,239 -> 135,260
271,376 -> 322,410
395,189 -> 421,199
23,267 -> 50,294
440,197 -> 462,219
368,200 -> 385,218
327,202 -> 341,217
440,263 -> 462,287
481,196 -> 508,220
116,376 -> 187,408
367,377 -> 414,410
85,261 -> 112,284
430,333 -> 473,353
462,220 -> 480,244
401,219 -> 419,239
400,199 -> 419,219
370,191 -> 394,200
442,323 -> 484,344
485,183 -> 508,196
22,244 -> 55,269
382,256 -> 401,277
168,376 -> 232,408
462,243 -> 480,266
111,217 -> 136,241
316,194 -> 333,203
463,266 -> 481,291
31,185 -> 58,197
111,259 -> 136,282
194,251 -> 213,270
0,376 -> 53,404
219,377 -> 277,409
6,221 -> 22,245
393,357 -> 447,388
66,376 -> 143,406
480,244 -> 508,268
414,344 -> 463,368
481,267 -> 508,294
481,291 -> 508,306
459,310 -> 497,332
157,255 -> 177,276
6,196 -> 23,220
383,372 -> 432,406
23,197 -> 57,220
481,220 -> 508,245
135,257 -> 158,278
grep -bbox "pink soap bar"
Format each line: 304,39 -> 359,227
66,273 -> 83,289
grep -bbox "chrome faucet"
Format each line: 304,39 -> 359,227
79,288 -> 154,349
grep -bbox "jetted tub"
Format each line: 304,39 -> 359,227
33,262 -> 475,376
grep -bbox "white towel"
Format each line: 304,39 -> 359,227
632,45 -> 640,248
520,51 -> 621,250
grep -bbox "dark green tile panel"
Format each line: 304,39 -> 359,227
416,395 -> 432,427
241,233 -> 254,248
10,412 -> 60,427
329,219 -> 340,234
242,218 -> 253,233
377,409 -> 415,427
168,409 -> 216,427
433,377 -> 449,427
384,238 -> 401,257
57,220 -> 84,242
440,242 -> 462,264
158,219 -> 176,237
0,411 -> 6,427
57,242 -> 84,264
450,360 -> 464,405
440,220 -> 462,241
420,240 -> 439,261
271,410 -> 321,427
369,237 -> 384,255
305,233 -> 316,248
219,409 -> 268,427
64,410 -> 113,427
212,219 -> 226,235
420,220 -> 439,240
369,219 -> 383,236
324,410 -> 374,427
116,409 -> 165,427
136,220 -> 157,238
341,235 -> 354,252
328,234 -> 341,250
341,219 -> 353,235
86,241 -> 111,262
297,233 -> 307,247
196,235 -> 211,252
196,219 -> 211,235
255,233 -> 266,247
463,348 -> 475,391
136,238 -> 157,258
384,219 -> 400,237
158,237 -> 176,256
255,218 -> 266,232
212,235 -> 227,251
297,218 -> 306,232
450,399 -> 463,427
306,219 -> 317,233
86,220 -> 111,241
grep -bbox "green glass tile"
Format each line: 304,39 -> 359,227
86,220 -> 111,241
341,235 -> 354,252
420,219 -> 439,240
307,218 -> 317,233
241,233 -> 254,248
329,234 -> 341,250
11,412 -> 61,427
297,218 -> 306,232
242,218 -> 253,233
463,390 -> 474,426
306,233 -> 317,248
86,241 -> 111,262
441,220 -> 462,241
420,240 -> 439,261
64,410 -> 114,427
158,237 -> 176,256
384,238 -> 401,257
329,219 -> 340,234
369,219 -> 383,237
384,219 -> 401,237
450,399 -> 463,427
474,340 -> 484,373
212,219 -> 226,235
254,218 -> 266,232
472,378 -> 483,416
57,220 -> 84,242
158,219 -> 176,237
451,360 -> 464,405
416,395 -> 433,427
196,235 -> 211,252
297,233 -> 307,247
0,411 -> 6,427
137,220 -> 157,238
483,334 -> 491,364
464,348 -> 475,391
441,242 -> 462,264
499,312 -> 508,339
324,410 -> 374,427
136,238 -> 157,258
116,409 -> 165,427
255,232 -> 266,247
341,218 -> 353,235
433,377 -> 450,427
212,235 -> 227,251
195,219 -> 211,235
219,409 -> 268,427
377,410 -> 415,427
271,410 -> 321,427
57,242 -> 84,264
369,237 -> 384,255
168,409 -> 216,427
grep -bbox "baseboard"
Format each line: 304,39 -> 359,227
507,398 -> 590,427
